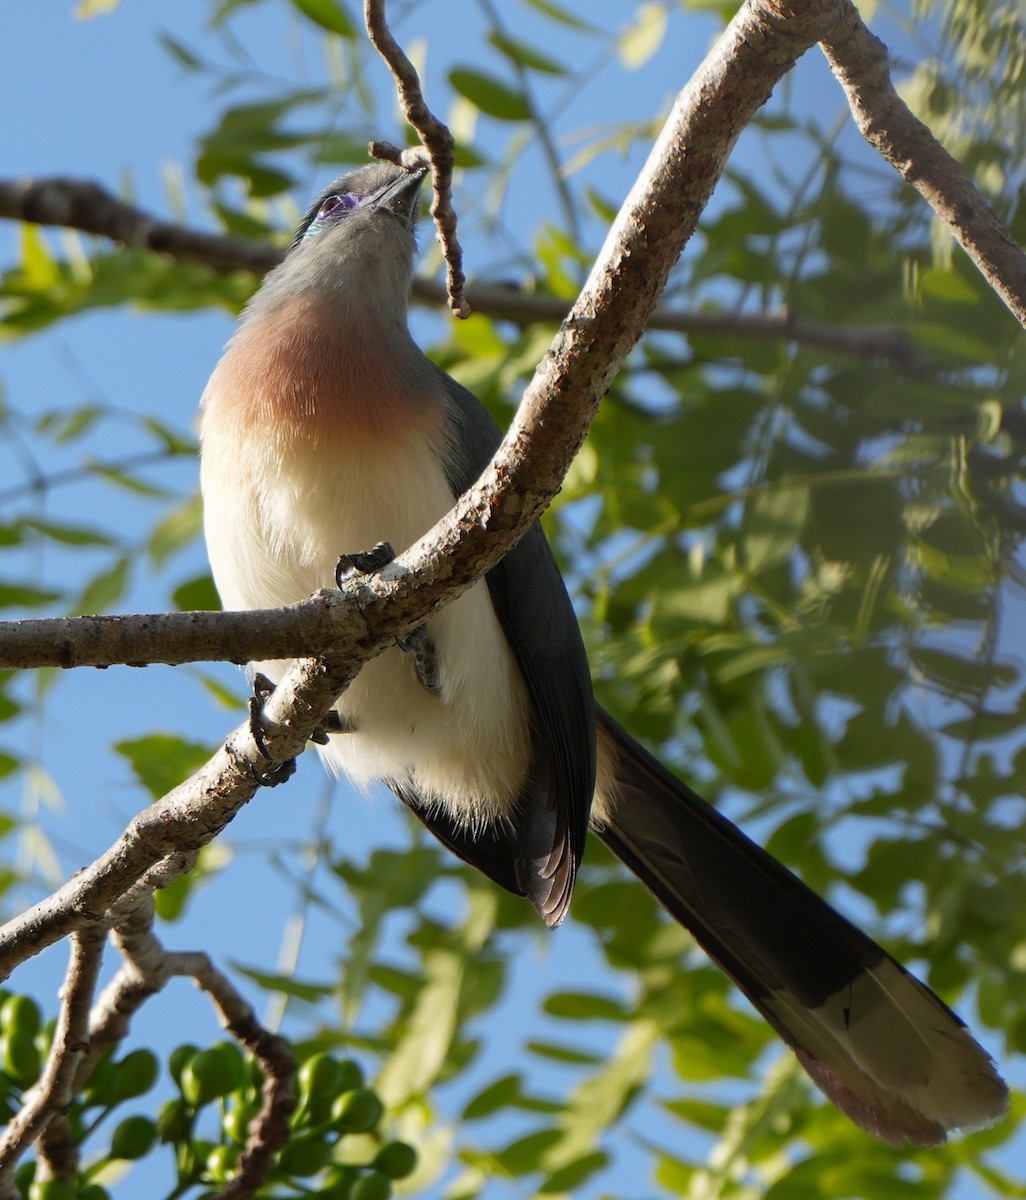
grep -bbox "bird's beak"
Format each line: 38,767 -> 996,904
369,167 -> 427,228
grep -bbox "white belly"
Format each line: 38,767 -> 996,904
200,417 -> 533,827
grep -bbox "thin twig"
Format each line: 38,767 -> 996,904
102,893 -> 295,1200
364,0 -> 470,317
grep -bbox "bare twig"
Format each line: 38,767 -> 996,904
821,2 -> 1026,329
364,0 -> 470,317
0,177 -> 281,275
0,890 -> 295,1197
0,591 -> 349,671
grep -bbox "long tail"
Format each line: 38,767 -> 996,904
591,707 -> 1008,1146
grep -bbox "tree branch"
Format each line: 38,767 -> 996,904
97,891 -> 296,1200
821,1 -> 1026,329
0,889 -> 295,1195
0,175 -> 930,371
0,592 -> 352,671
0,927 -> 106,1188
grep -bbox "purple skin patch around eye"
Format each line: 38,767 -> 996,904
317,193 -> 360,219
303,193 -> 362,241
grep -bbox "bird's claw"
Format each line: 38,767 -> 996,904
246,672 -> 297,787
335,541 -> 396,587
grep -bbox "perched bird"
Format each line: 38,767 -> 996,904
200,161 -> 1008,1145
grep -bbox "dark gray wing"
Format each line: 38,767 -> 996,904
395,364 -> 595,927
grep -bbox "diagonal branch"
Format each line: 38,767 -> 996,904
0,926 -> 106,1185
821,1 -> 1026,329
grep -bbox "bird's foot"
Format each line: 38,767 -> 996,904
396,625 -> 442,696
335,541 -> 396,586
247,673 -> 297,787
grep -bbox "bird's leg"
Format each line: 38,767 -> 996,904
395,624 -> 442,695
334,540 -> 441,696
308,711 -> 356,744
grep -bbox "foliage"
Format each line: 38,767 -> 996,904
1,0 -> 1025,1197
0,990 -> 414,1199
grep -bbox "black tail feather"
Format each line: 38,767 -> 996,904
592,707 -> 1008,1146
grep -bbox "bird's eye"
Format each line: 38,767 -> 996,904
317,193 -> 360,219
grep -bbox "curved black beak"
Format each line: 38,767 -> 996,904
369,167 -> 427,228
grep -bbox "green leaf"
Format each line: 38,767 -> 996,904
743,484 -> 809,573
650,564 -> 738,630
0,583 -> 62,610
289,0 -> 356,37
487,32 -> 567,75
93,464 -> 172,497
521,0 -> 600,31
462,1073 -> 521,1120
142,418 -> 196,456
232,965 -> 336,1003
173,573 -> 221,612
495,1128 -> 562,1174
74,557 -> 129,615
158,31 -> 203,69
543,991 -> 629,1021
526,1039 -> 603,1066
148,493 -> 203,567
448,68 -> 532,120
618,2 -> 669,68
541,1151 -> 609,1193
115,733 -> 215,799
20,518 -> 114,547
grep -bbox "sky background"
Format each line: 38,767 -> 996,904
1,2 -> 1020,1197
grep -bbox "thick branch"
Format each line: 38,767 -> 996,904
821,0 -> 1026,329
0,646 -> 364,980
0,593 -> 350,670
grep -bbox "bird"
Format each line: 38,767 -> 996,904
199,160 -> 1008,1147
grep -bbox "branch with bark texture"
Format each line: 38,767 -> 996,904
821,8 -> 1026,328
